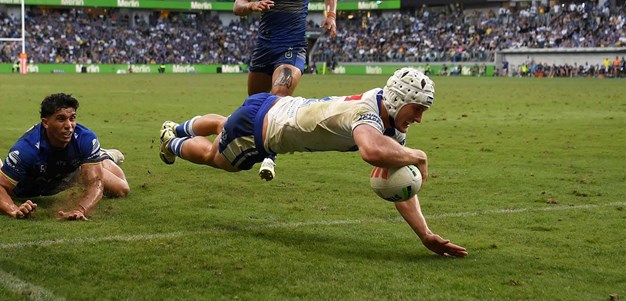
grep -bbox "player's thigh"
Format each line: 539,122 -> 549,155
271,64 -> 302,96
212,134 -> 239,172
102,159 -> 125,179
248,71 -> 273,95
101,161 -> 130,197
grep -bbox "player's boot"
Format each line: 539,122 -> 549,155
161,120 -> 179,136
259,157 -> 276,181
159,128 -> 176,165
100,149 -> 125,165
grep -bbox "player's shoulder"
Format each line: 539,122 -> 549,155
6,124 -> 44,167
74,123 -> 96,134
73,123 -> 99,140
12,123 -> 43,151
73,123 -> 101,153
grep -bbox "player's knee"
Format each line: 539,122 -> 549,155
108,182 -> 130,198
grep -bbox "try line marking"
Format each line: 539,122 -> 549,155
1,201 -> 624,250
0,268 -> 66,301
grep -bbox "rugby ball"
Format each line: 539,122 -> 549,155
370,165 -> 422,202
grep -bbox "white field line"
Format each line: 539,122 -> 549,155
0,201 -> 624,251
0,268 -> 66,301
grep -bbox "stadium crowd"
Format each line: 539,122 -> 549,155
0,1 -> 625,65
313,1 -> 626,64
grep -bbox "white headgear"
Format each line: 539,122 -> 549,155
382,68 -> 435,119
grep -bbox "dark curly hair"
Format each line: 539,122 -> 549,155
40,93 -> 79,118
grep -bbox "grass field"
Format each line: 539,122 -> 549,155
0,74 -> 625,301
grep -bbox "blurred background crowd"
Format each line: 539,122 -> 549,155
0,1 -> 624,77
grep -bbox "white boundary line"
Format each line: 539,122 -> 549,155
1,202 -> 623,251
0,202 -> 623,300
0,268 -> 66,301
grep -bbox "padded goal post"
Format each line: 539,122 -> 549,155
0,0 -> 27,74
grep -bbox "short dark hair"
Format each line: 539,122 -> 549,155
40,93 -> 79,118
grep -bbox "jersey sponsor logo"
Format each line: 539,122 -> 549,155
357,113 -> 383,127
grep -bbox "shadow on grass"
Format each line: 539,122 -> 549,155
236,227 -> 453,263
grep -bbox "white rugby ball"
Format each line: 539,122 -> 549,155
370,165 -> 422,202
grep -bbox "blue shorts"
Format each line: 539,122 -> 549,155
249,44 -> 306,75
219,93 -> 279,170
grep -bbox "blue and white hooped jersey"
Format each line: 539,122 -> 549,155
257,0 -> 309,48
264,88 -> 406,154
0,123 -> 103,197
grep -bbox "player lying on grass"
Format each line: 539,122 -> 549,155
158,68 -> 467,257
0,93 -> 130,220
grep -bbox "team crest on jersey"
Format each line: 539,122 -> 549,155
284,50 -> 293,59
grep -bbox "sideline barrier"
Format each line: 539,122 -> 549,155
0,63 -> 495,76
0,63 -> 244,74
0,0 -> 400,11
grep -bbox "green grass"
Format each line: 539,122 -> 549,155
0,74 -> 625,301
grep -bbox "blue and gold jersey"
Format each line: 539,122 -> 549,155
257,0 -> 309,47
1,123 -> 103,197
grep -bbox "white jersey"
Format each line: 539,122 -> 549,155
265,88 -> 406,154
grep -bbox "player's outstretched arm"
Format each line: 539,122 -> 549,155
353,125 -> 428,179
0,173 -> 37,218
234,0 -> 275,16
394,196 -> 468,257
58,163 -> 104,221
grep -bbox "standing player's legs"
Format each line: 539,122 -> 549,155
247,71 -> 273,96
256,47 -> 306,181
258,64 -> 304,181
270,64 -> 303,97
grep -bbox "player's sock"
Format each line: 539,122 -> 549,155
176,116 -> 200,137
168,137 -> 189,158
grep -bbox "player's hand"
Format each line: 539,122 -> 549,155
11,200 -> 37,218
249,0 -> 274,12
421,233 -> 468,257
57,210 -> 89,221
12,200 -> 37,218
320,15 -> 337,39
